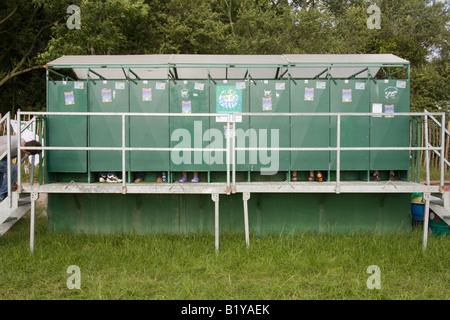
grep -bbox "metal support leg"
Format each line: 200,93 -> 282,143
30,192 -> 39,253
212,193 -> 219,253
243,192 -> 251,248
422,192 -> 431,250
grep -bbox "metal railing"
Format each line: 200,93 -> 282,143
15,110 -> 448,195
424,109 -> 450,187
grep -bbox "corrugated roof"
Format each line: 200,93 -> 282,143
283,54 -> 409,65
46,54 -> 409,80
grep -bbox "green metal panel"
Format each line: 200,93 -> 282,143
249,80 -> 290,173
370,79 -> 410,170
47,193 -> 411,235
129,80 -> 170,172
88,80 -> 129,172
47,81 -> 87,172
290,79 -> 330,171
209,80 -> 250,172
330,80 -> 370,170
169,80 -> 210,173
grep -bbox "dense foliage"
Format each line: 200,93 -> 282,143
0,0 -> 448,114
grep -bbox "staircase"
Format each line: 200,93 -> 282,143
430,188 -> 450,227
0,192 -> 31,236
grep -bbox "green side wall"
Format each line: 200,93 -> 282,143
47,193 -> 411,235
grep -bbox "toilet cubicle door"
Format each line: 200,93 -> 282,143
290,79 -> 330,171
369,79 -> 410,171
129,80 -> 169,172
169,80 -> 210,173
209,80 -> 250,172
47,81 -> 87,172
330,79 -> 370,171
249,79 -> 290,174
88,80 -> 129,173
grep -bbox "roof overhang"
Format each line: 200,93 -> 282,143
46,54 -> 410,80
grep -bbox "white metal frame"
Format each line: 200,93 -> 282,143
10,110 -> 449,252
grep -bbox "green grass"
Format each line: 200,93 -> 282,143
1,204 -> 449,300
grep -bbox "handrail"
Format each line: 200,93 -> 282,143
425,109 -> 448,188
16,111 -> 448,195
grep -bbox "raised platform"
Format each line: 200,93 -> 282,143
21,180 -> 441,195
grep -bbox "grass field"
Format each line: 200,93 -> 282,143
1,203 -> 449,301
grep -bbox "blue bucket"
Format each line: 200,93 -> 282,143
411,203 -> 424,221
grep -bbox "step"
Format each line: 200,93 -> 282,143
0,192 -> 31,236
0,203 -> 31,236
429,203 -> 450,226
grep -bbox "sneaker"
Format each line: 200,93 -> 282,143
191,177 -> 200,183
134,178 -> 143,183
99,175 -> 107,183
389,173 -> 399,181
370,173 -> 380,181
178,176 -> 187,183
156,177 -> 162,183
106,175 -> 122,183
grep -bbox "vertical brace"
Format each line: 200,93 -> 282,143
424,115 -> 430,186
336,114 -> 341,194
232,113 -> 236,194
440,114 -> 446,189
243,192 -> 251,248
226,117 -> 231,195
30,192 -> 39,253
121,114 -> 127,194
6,112 -> 12,208
17,111 -> 22,193
212,193 -> 219,253
422,192 -> 431,250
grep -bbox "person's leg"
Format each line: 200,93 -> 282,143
389,170 -> 398,180
134,172 -> 145,183
291,171 -> 297,181
191,171 -> 199,182
371,170 -> 380,181
0,160 -> 17,199
309,171 -> 315,181
178,172 -> 188,182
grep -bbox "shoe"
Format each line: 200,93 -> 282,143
99,175 -> 107,183
12,183 -> 18,191
191,177 -> 200,183
178,177 -> 187,183
308,176 -> 315,181
106,175 -> 122,183
370,173 -> 380,181
291,176 -> 297,181
316,172 -> 323,182
389,173 -> 398,181
156,177 -> 162,183
134,178 -> 143,183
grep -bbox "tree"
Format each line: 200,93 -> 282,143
38,0 -> 153,63
0,0 -> 62,88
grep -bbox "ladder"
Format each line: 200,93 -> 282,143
0,192 -> 31,236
